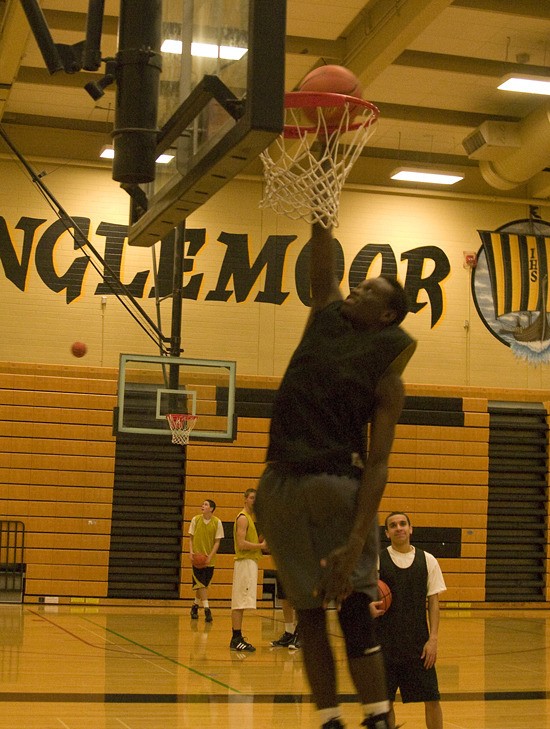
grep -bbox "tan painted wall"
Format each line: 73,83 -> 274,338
0,159 -> 549,606
2,159 -> 550,389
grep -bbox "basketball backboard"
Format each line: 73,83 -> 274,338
127,0 -> 286,248
116,354 -> 236,441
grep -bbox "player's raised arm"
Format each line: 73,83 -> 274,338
308,221 -> 343,319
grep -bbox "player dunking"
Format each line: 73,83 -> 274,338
255,219 -> 416,729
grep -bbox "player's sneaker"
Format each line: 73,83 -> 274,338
360,716 -> 392,729
322,719 -> 344,729
270,630 -> 294,647
230,636 -> 256,652
190,604 -> 199,619
287,634 -> 301,650
204,607 -> 213,623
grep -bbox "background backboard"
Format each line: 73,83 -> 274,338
127,0 -> 286,248
116,354 -> 236,441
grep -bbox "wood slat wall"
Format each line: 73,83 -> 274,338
0,361 -> 548,606
0,363 -> 117,598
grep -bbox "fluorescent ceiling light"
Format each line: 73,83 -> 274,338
391,168 -> 464,185
161,39 -> 182,54
161,39 -> 247,60
155,153 -> 175,164
99,145 -> 175,164
498,74 -> 550,95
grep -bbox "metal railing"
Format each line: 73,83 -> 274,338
0,521 -> 25,602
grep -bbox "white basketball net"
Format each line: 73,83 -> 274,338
260,97 -> 379,228
166,413 -> 198,445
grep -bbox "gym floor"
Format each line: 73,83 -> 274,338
0,604 -> 549,728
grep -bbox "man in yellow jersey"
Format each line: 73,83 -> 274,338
230,488 -> 267,652
188,499 -> 224,622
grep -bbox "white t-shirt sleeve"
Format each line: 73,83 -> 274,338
215,518 -> 225,540
188,515 -> 197,536
426,551 -> 446,596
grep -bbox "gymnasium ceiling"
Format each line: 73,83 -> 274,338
0,0 -> 549,204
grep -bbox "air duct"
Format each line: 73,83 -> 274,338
462,121 -> 520,160
477,102 -> 550,191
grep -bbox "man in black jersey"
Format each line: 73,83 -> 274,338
373,512 -> 445,729
255,221 -> 416,729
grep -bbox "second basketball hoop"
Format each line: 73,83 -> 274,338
260,90 -> 379,228
166,413 -> 198,445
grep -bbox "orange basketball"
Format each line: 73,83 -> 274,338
377,579 -> 393,612
299,65 -> 362,126
71,341 -> 87,358
192,553 -> 208,568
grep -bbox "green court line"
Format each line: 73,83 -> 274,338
80,615 -> 242,694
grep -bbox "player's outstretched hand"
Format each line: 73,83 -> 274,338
314,544 -> 356,609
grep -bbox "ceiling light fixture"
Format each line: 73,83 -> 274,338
99,145 -> 175,164
155,153 -> 175,164
99,144 -> 114,159
497,74 -> 550,95
390,168 -> 464,185
160,39 -> 247,60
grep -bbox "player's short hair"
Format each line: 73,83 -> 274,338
385,511 -> 411,529
206,499 -> 216,511
244,488 -> 257,498
379,274 -> 410,325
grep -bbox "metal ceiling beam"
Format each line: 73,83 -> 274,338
342,0 -> 454,83
2,111 -> 111,133
394,50 -> 550,78
3,100 -> 519,138
0,120 -> 111,163
0,0 -> 32,118
375,101 -> 520,126
361,145 -> 478,166
42,8 -> 118,34
285,35 -> 345,60
16,65 -> 110,88
451,0 -> 550,20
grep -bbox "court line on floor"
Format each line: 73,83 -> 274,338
26,609 -> 241,694
0,690 -> 548,703
80,614 -> 243,694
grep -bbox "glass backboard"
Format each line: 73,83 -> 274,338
116,353 -> 237,441
127,0 -> 286,247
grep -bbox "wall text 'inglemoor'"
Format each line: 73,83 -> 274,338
0,216 -> 450,327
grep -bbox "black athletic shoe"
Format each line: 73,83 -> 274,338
360,716 -> 391,729
190,604 -> 199,619
321,719 -> 345,729
204,608 -> 213,623
288,634 -> 301,650
230,636 -> 256,652
270,631 -> 294,647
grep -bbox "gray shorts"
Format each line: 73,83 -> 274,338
255,465 -> 379,610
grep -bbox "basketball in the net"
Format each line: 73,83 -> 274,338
192,553 -> 208,568
71,341 -> 87,358
377,579 -> 393,612
299,65 -> 363,126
